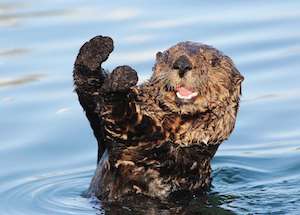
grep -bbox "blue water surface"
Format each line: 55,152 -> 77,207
1,0 -> 300,214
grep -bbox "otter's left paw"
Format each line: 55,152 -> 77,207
104,66 -> 138,92
75,36 -> 114,71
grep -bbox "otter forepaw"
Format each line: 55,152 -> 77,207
75,35 -> 114,71
104,65 -> 138,92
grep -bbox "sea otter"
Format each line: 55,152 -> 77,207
73,35 -> 244,201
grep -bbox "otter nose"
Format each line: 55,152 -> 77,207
172,55 -> 192,77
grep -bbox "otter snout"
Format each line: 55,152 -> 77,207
172,55 -> 192,77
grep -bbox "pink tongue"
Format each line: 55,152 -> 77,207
177,87 -> 193,96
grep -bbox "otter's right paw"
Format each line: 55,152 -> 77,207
104,66 -> 138,92
75,36 -> 114,71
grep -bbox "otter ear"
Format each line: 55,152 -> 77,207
235,74 -> 244,86
233,73 -> 244,96
231,66 -> 244,86
156,51 -> 163,61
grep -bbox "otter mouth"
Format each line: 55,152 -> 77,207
176,86 -> 198,102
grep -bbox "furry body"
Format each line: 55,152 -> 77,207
73,36 -> 243,201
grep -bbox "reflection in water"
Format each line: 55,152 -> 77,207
0,48 -> 29,57
0,2 -> 67,27
65,7 -> 140,22
111,49 -> 157,64
96,193 -> 235,215
120,34 -> 157,44
0,74 -> 45,87
56,107 -> 70,114
139,7 -> 300,30
1,96 -> 14,103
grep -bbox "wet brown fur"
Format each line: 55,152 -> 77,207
73,36 -> 244,201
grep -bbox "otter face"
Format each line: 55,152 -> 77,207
151,42 -> 244,115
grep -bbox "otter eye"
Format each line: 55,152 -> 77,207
209,57 -> 220,67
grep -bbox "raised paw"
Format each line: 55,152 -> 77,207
104,65 -> 138,92
75,36 -> 114,71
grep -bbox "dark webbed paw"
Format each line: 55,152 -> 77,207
103,66 -> 138,92
74,36 -> 114,92
75,36 -> 114,71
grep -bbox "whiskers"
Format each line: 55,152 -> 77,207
164,82 -> 175,92
150,73 -> 166,84
150,73 -> 172,89
153,74 -> 177,92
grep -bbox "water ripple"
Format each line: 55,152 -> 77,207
0,168 -> 98,215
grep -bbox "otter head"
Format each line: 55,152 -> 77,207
151,42 -> 244,115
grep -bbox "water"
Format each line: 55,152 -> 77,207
1,0 -> 300,214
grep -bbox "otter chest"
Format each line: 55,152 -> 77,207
161,115 -> 208,146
